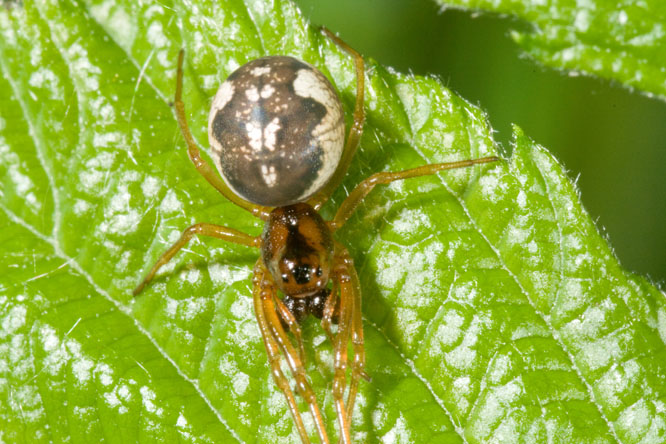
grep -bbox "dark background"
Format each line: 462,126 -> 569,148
294,0 -> 666,286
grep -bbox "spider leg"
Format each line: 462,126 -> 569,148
330,246 -> 357,444
333,245 -> 368,442
174,50 -> 271,220
254,261 -> 331,444
133,223 -> 260,295
274,295 -> 307,365
309,28 -> 365,210
321,278 -> 339,344
252,263 -> 312,443
329,156 -> 500,231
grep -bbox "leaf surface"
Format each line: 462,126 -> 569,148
1,1 -> 665,443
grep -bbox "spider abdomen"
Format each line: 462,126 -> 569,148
208,56 -> 345,207
261,203 -> 334,297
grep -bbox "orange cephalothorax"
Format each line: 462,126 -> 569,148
262,203 -> 334,297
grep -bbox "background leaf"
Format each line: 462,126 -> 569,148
433,0 -> 666,101
1,1 -> 665,443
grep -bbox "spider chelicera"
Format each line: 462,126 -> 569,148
133,28 -> 499,444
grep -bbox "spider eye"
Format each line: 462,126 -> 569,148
292,264 -> 312,285
282,274 -> 290,283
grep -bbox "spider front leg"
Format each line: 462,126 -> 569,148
133,223 -> 260,295
321,279 -> 339,344
332,245 -> 368,443
274,296 -> 307,364
253,261 -> 330,444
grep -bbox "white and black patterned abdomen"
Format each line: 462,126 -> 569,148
207,56 -> 345,207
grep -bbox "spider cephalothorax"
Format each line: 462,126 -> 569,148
134,28 -> 499,444
262,203 -> 334,297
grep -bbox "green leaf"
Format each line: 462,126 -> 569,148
435,0 -> 666,101
1,1 -> 664,443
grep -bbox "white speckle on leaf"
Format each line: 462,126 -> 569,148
371,401 -> 388,428
559,279 -> 585,313
446,343 -> 477,372
208,264 -> 251,285
100,184 -> 141,235
451,376 -> 472,413
596,361 -> 639,410
560,47 -> 576,63
616,399 -> 662,441
382,414 -> 412,444
40,325 -> 60,352
477,379 -> 523,428
230,296 -> 251,320
89,96 -> 116,124
516,189 -> 527,208
72,356 -> 94,385
2,333 -> 30,380
657,308 -> 666,344
140,386 -> 161,415
141,176 -> 161,198
104,389 -> 121,408
176,412 -> 190,430
391,207 -> 431,235
507,224 -> 532,246
266,386 -> 288,416
395,308 -> 420,339
445,315 -> 483,371
89,2 -> 135,49
1,305 -> 27,336
9,166 -> 34,198
160,189 -> 183,213
452,280 -> 479,304
147,21 -> 168,48
580,329 -> 628,371
85,151 -> 116,170
72,405 -> 96,421
29,44 -> 42,66
29,68 -> 62,99
181,268 -> 201,285
96,363 -> 114,386
65,42 -> 102,91
477,173 -> 501,202
488,354 -> 512,384
574,9 -> 590,32
435,309 -> 464,348
93,131 -> 123,148
165,297 -> 178,317
79,169 -> 104,191
629,23 -> 665,46
232,371 -> 250,396
395,82 -> 430,133
73,199 -> 91,215
180,297 -> 208,322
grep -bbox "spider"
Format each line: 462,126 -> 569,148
133,28 -> 499,444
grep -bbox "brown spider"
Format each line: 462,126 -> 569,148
133,29 -> 499,444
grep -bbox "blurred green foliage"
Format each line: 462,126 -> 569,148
294,0 -> 666,285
